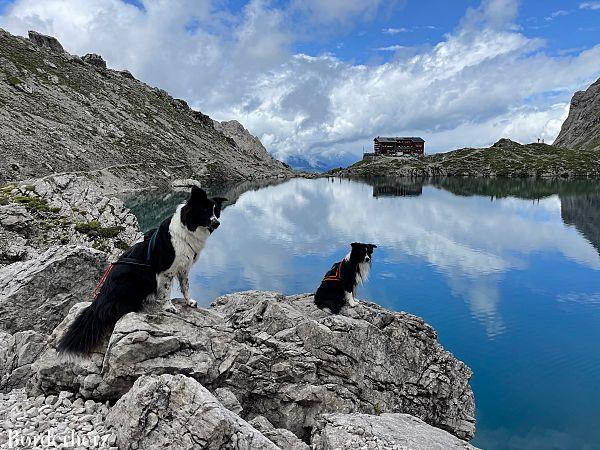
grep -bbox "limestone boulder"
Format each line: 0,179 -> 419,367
0,330 -> 46,392
106,374 -> 279,450
311,413 -> 479,450
0,245 -> 109,334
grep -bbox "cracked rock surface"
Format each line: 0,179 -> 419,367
106,374 -> 279,450
311,413 -> 479,450
29,291 -> 475,441
0,245 -> 109,334
555,77 -> 600,151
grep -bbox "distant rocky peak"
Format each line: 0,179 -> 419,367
491,138 -> 520,148
82,53 -> 106,69
27,30 -> 65,54
554,77 -> 600,151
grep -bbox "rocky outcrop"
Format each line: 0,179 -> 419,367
82,53 -> 106,69
311,413 -> 479,450
337,138 -> 600,178
0,28 -> 293,189
0,330 -> 46,392
106,374 -> 279,450
0,174 -> 142,267
27,30 -> 65,53
0,245 -> 109,334
555,77 -> 600,151
213,119 -> 290,174
29,291 -> 475,441
215,292 -> 475,440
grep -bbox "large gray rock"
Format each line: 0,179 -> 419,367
214,292 -> 475,441
106,374 -> 279,450
27,30 -> 65,53
29,291 -> 475,441
0,245 -> 109,334
555,77 -> 600,151
0,330 -> 46,392
311,413 -> 479,450
28,299 -> 243,400
82,53 -> 107,69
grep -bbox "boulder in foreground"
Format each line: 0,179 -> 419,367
0,245 -> 109,334
312,412 -> 479,450
106,374 -> 278,450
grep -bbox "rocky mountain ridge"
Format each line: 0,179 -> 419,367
338,138 -> 600,178
555,77 -> 600,151
0,29 -> 293,191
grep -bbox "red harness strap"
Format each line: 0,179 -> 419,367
92,263 -> 114,300
323,259 -> 344,282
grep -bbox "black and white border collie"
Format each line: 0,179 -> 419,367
57,186 -> 227,355
314,242 -> 377,314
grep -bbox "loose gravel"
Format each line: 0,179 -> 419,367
0,389 -> 117,449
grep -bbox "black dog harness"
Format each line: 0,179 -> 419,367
92,228 -> 159,300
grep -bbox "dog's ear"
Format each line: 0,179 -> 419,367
190,185 -> 207,201
351,242 -> 362,248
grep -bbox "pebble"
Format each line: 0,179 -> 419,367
84,400 -> 97,414
0,389 -> 117,449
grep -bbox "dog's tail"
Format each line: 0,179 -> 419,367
56,302 -> 111,355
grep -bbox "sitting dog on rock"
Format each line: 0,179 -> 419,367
314,242 -> 377,314
58,186 -> 226,355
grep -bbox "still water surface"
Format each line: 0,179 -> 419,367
126,177 -> 600,450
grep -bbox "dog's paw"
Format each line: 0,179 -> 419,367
348,298 -> 359,307
186,298 -> 198,308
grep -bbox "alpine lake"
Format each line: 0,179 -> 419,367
125,177 -> 600,450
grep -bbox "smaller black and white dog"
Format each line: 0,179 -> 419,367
314,242 -> 377,314
57,186 -> 227,355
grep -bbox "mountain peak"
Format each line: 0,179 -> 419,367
554,77 -> 600,151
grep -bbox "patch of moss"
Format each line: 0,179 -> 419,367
50,206 -> 61,213
92,240 -> 111,252
75,220 -> 124,238
114,240 -> 130,251
24,185 -> 35,192
374,403 -> 382,415
12,196 -> 50,212
6,75 -> 23,87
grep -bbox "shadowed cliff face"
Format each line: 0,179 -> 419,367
0,29 -> 292,188
554,77 -> 600,152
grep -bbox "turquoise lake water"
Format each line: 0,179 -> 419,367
127,177 -> 600,449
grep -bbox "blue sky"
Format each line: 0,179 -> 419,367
1,0 -> 599,168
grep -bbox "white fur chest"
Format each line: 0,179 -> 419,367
166,206 -> 210,275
